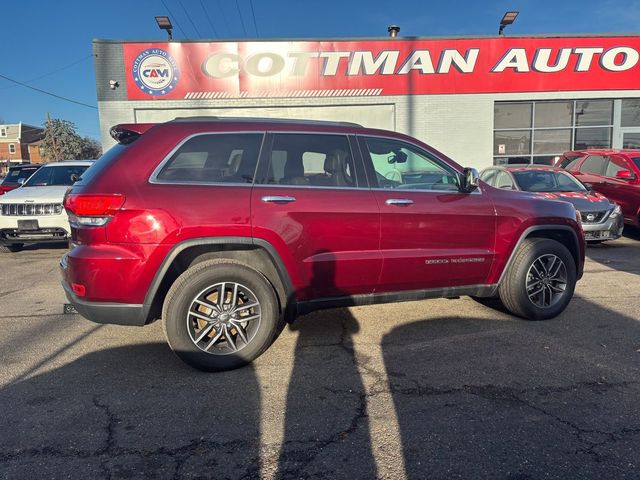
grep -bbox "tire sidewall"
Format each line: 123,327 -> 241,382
164,262 -> 279,371
511,240 -> 577,320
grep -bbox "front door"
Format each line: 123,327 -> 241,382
358,136 -> 496,292
251,132 -> 381,301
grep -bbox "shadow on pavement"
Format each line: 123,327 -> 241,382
277,251 -> 377,479
586,225 -> 640,277
0,342 -> 262,479
382,297 -> 640,479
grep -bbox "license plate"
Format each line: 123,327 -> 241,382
17,219 -> 39,231
585,230 -> 611,240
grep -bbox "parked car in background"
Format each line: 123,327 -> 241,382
481,165 -> 624,243
556,149 -> 640,228
61,117 -> 584,372
0,164 -> 41,195
0,161 -> 93,252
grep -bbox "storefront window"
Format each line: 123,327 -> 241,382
535,101 -> 573,128
533,129 -> 572,154
574,127 -> 611,150
574,100 -> 613,127
493,130 -> 531,155
494,99 -> 614,166
621,99 -> 640,127
494,103 -> 532,129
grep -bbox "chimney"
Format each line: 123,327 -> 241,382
388,25 -> 400,38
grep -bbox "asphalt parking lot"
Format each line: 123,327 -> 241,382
1,233 -> 639,480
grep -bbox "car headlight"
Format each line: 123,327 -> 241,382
610,204 -> 622,218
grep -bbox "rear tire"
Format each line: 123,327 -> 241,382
162,259 -> 284,372
499,238 -> 576,321
0,243 -> 23,253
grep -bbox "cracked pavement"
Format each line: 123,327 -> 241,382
0,235 -> 639,479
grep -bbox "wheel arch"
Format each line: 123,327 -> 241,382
498,225 -> 583,285
143,237 -> 294,324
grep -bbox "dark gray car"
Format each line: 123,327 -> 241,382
481,165 -> 624,242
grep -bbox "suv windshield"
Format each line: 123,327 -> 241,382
2,167 -> 39,185
512,170 -> 587,193
23,165 -> 89,187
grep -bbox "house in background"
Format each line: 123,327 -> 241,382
0,123 -> 46,175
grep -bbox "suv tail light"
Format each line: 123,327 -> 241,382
64,194 -> 125,226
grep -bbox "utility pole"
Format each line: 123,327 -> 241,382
47,113 -> 60,162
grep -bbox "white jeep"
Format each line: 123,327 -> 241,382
0,161 -> 93,252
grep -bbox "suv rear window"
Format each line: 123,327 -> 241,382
579,155 -> 607,174
24,165 -> 89,187
156,133 -> 263,184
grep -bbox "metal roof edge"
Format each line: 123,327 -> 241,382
92,33 -> 640,44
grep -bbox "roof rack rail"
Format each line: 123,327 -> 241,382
170,116 -> 364,128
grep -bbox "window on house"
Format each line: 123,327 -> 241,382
0,128 -> 6,137
9,144 -> 16,154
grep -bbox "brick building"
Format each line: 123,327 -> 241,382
94,35 -> 640,169
0,123 -> 46,174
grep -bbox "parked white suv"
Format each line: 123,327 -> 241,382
0,161 -> 93,252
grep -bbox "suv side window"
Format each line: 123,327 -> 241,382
362,137 -> 458,191
605,155 -> 633,178
155,133 -> 263,184
495,171 -> 515,189
579,155 -> 607,175
265,134 -> 356,187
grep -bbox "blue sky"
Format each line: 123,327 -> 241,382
1,0 -> 639,140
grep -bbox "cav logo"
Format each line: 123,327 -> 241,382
132,48 -> 179,96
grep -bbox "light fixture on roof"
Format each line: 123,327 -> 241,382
155,15 -> 173,40
498,11 -> 519,36
388,25 -> 400,38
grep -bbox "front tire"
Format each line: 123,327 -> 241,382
162,259 -> 283,372
499,238 -> 576,320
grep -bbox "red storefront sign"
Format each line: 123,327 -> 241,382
123,36 -> 640,100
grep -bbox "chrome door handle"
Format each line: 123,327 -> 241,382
261,195 -> 296,204
385,198 -> 414,206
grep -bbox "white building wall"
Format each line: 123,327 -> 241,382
98,89 -> 640,170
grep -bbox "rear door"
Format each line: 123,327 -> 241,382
251,132 -> 381,301
358,135 -> 496,291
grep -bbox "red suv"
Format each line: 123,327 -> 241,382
61,118 -> 584,371
557,149 -> 640,227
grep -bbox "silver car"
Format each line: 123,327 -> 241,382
480,165 -> 624,243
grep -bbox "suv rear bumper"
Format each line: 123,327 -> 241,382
60,254 -> 147,326
61,280 -> 147,326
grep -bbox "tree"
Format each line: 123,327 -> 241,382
42,117 -> 84,161
80,136 -> 102,159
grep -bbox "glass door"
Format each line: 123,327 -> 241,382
621,129 -> 640,148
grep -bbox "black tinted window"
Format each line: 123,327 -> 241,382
157,134 -> 263,184
265,134 -> 355,187
579,155 -> 606,175
2,167 -> 39,185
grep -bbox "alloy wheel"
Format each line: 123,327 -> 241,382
525,254 -> 568,308
186,282 -> 261,355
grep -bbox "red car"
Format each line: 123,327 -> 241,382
557,149 -> 640,227
0,164 -> 41,195
61,118 -> 584,371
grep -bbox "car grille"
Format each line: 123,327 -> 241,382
1,203 -> 63,216
580,210 -> 608,224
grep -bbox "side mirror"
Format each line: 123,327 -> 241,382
461,167 -> 480,193
616,169 -> 634,180
17,178 -> 25,186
